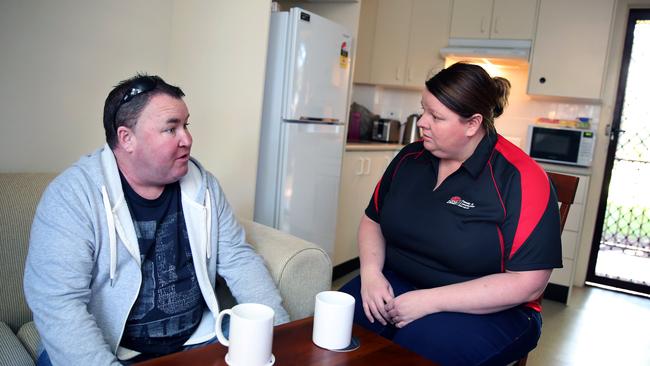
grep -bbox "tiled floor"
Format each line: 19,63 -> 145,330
332,272 -> 650,365
528,286 -> 650,366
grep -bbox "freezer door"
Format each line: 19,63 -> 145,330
283,8 -> 352,123
277,122 -> 344,257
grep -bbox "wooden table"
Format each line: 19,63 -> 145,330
138,317 -> 438,365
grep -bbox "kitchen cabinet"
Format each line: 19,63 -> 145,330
449,0 -> 538,40
333,147 -> 400,265
527,0 -> 615,100
353,0 -> 378,84
354,0 -> 451,88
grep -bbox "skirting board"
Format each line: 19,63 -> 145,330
333,257 -> 360,280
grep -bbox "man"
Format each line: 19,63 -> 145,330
24,74 -> 289,365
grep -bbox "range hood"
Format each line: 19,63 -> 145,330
440,38 -> 532,63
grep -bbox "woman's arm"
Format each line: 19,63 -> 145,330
358,214 -> 394,325
386,269 -> 551,328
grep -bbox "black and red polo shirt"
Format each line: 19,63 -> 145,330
365,133 -> 562,310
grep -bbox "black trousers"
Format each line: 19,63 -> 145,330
339,270 -> 542,366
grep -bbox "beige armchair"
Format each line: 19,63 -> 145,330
0,173 -> 332,366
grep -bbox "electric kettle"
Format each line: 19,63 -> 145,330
402,114 -> 421,144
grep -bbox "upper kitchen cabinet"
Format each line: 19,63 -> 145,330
353,0 -> 378,84
367,0 -> 410,86
405,0 -> 451,87
450,0 -> 538,40
528,0 -> 615,100
354,0 -> 451,88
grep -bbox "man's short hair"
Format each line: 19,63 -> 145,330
103,74 -> 185,149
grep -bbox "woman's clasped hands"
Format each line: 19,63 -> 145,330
360,271 -> 432,328
360,270 -> 394,325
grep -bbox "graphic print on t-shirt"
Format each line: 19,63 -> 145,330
119,178 -> 204,354
128,213 -> 201,323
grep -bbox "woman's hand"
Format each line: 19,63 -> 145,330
360,270 -> 394,325
385,290 -> 434,328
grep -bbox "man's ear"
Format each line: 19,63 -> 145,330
116,126 -> 135,153
465,114 -> 483,137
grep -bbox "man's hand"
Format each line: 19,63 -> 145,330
360,271 -> 394,325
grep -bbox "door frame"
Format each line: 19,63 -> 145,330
586,8 -> 650,294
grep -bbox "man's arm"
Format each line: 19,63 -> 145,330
23,179 -> 121,365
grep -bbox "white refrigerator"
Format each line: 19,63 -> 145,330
254,8 -> 352,258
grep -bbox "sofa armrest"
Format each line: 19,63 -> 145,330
240,219 -> 332,321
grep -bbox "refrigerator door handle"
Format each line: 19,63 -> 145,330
298,116 -> 341,123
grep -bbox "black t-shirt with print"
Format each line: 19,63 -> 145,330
119,174 -> 205,355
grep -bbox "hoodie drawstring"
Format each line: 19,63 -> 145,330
205,189 -> 212,260
101,186 -> 117,286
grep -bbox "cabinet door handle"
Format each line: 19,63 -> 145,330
356,158 -> 364,175
407,66 -> 412,82
364,158 -> 371,175
480,16 -> 486,34
493,17 -> 499,34
396,67 -> 401,81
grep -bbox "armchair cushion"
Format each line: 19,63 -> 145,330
17,322 -> 39,361
0,322 -> 34,366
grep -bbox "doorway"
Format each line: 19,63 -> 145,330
587,10 -> 650,295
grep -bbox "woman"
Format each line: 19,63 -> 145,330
340,62 -> 562,366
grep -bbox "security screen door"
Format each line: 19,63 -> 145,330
587,9 -> 650,296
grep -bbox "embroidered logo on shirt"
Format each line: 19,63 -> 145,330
446,196 -> 475,210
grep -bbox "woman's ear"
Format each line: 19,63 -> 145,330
116,126 -> 135,153
465,114 -> 483,137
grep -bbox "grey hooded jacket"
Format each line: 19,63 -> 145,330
24,145 -> 289,365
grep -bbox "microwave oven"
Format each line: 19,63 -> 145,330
526,125 -> 596,167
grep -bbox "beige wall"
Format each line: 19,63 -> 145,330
0,0 -> 271,218
0,0 -> 173,171
167,0 -> 271,218
574,0 -> 650,285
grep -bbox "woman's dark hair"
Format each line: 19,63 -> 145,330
425,62 -> 510,135
103,74 -> 185,149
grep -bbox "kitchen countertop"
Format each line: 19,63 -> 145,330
346,141 -> 404,151
538,162 -> 592,176
346,143 -> 593,176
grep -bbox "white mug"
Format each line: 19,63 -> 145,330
312,290 -> 356,350
215,303 -> 275,366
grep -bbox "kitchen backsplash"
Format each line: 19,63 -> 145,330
352,64 -> 601,149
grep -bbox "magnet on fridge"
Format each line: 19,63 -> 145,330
340,41 -> 349,68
